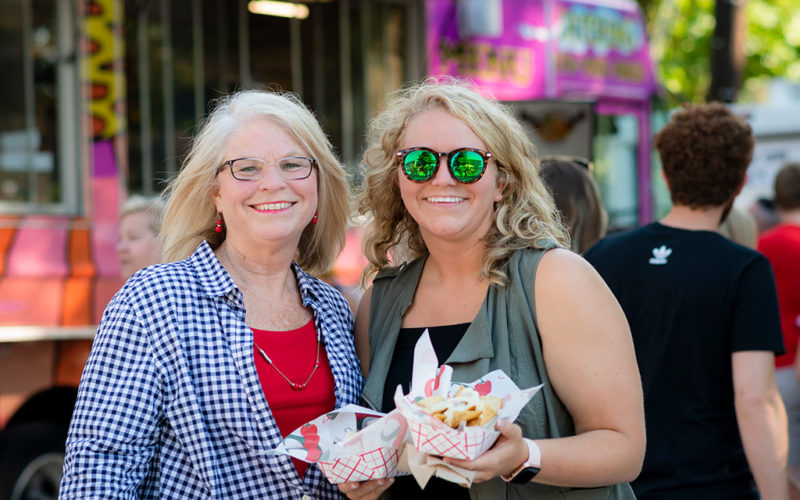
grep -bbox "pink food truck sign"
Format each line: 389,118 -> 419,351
426,0 -> 657,103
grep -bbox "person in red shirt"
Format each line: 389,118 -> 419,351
758,162 -> 800,499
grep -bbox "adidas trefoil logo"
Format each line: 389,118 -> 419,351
649,245 -> 672,265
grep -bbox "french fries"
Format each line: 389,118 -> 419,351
415,386 -> 503,429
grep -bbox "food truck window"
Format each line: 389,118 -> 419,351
125,1 -> 245,196
123,0 -> 423,193
649,108 -> 671,221
592,111 -> 671,230
593,114 -> 640,230
0,0 -> 79,213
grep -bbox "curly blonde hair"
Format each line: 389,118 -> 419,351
160,89 -> 351,276
357,78 -> 568,286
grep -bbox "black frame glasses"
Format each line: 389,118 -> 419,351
216,156 -> 316,181
397,147 -> 493,184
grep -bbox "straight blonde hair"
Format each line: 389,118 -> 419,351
160,90 -> 351,276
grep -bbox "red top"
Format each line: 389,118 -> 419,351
253,319 -> 336,478
758,224 -> 800,368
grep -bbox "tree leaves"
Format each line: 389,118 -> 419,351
636,0 -> 800,104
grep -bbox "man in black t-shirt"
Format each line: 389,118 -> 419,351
585,103 -> 788,500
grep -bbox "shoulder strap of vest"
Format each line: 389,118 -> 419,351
373,264 -> 403,281
516,243 -> 557,331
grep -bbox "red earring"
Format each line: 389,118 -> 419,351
311,211 -> 318,224
215,213 -> 223,233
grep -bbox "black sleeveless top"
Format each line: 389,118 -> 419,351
382,323 -> 471,499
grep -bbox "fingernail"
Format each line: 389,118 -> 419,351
378,479 -> 385,485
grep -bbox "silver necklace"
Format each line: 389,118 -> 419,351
254,333 -> 321,390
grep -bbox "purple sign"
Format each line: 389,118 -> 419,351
426,0 -> 547,100
426,0 -> 656,103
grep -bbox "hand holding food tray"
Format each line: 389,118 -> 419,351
267,404 -> 410,484
393,330 -> 542,461
269,330 -> 541,488
389,330 -> 542,488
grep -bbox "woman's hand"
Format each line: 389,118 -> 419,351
337,477 -> 394,499
444,419 -> 529,483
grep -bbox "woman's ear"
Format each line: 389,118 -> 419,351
211,182 -> 221,209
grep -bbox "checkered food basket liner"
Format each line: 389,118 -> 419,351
393,330 -> 543,461
407,417 -> 496,460
318,446 -> 403,484
268,405 -> 410,484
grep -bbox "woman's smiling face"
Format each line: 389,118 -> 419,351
213,117 -> 318,254
397,108 -> 503,245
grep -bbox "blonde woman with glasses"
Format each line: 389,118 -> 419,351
61,90 -> 362,499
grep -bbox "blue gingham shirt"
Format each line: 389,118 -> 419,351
60,241 -> 363,499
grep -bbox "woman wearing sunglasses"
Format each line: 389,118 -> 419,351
60,90 -> 362,499
340,79 -> 644,500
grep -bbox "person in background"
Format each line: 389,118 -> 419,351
586,103 -> 788,500
758,162 -> 800,500
117,195 -> 165,278
539,156 -> 607,254
341,79 -> 644,500
60,90 -> 362,499
718,204 -> 758,248
751,197 -> 781,234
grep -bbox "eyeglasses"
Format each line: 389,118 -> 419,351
216,157 -> 316,181
397,147 -> 492,184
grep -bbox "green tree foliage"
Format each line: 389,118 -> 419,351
744,1 -> 800,97
636,0 -> 800,105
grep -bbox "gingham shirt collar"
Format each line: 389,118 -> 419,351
192,240 -> 357,412
193,240 -> 320,305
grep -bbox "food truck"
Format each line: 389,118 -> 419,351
0,1 -> 656,497
0,3 -> 127,497
425,0 -> 660,227
0,2 -> 379,497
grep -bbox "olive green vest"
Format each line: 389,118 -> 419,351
362,248 -> 636,500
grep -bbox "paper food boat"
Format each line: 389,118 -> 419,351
393,330 -> 542,460
269,330 -> 542,486
268,404 -> 410,484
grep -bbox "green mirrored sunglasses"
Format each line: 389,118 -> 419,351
397,147 -> 492,184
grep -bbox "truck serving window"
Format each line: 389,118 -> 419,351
0,0 -> 80,214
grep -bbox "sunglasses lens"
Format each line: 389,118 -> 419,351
450,150 -> 485,183
403,149 -> 438,182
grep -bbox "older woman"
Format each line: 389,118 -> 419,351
60,90 -> 362,499
340,80 -> 644,499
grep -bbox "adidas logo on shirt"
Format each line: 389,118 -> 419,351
649,245 -> 672,265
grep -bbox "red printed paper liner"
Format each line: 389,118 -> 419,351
317,446 -> 403,484
393,330 -> 542,460
268,404 -> 410,484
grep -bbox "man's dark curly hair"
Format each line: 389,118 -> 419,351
655,102 -> 753,208
774,163 -> 800,210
